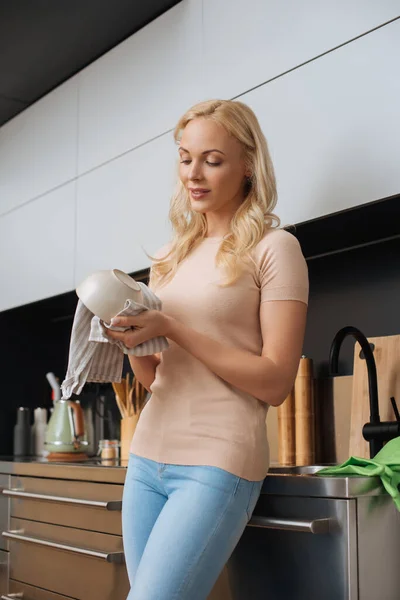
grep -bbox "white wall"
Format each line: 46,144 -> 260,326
0,0 -> 399,311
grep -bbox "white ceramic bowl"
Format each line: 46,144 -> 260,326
76,269 -> 143,323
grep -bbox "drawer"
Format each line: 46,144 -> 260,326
228,495 -> 356,600
7,579 -> 73,599
0,550 -> 8,598
5,517 -> 129,600
5,476 -> 123,534
0,476 -> 10,550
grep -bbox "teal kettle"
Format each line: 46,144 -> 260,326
45,399 -> 88,457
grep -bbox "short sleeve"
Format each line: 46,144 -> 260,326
255,229 -> 309,305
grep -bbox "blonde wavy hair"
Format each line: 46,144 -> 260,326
150,99 -> 280,288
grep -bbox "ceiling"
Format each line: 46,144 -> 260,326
0,0 -> 182,128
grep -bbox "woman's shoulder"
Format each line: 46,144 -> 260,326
253,227 -> 303,260
252,227 -> 309,302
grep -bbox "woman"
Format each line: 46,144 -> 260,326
107,99 -> 309,599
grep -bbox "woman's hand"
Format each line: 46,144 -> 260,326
105,310 -> 172,348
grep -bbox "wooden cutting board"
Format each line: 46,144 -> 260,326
349,334 -> 400,459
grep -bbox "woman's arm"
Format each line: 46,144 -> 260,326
127,354 -> 160,392
108,299 -> 307,406
165,300 -> 307,406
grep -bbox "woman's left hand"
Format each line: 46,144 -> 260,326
105,311 -> 171,348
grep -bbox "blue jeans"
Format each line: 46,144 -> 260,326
122,454 -> 264,600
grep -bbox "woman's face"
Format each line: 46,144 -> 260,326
178,118 -> 249,216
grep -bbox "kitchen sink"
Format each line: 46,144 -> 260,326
268,464 -> 336,476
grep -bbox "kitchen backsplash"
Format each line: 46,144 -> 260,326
0,197 -> 399,455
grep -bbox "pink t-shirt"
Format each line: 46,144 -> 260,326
130,228 -> 309,480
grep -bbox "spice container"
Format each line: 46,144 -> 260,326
14,407 -> 32,456
98,439 -> 119,461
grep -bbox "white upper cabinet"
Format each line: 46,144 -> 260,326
0,182 -> 76,312
203,0 -> 400,100
77,0 -> 203,175
0,77 -> 78,216
242,20 -> 400,225
0,109 -> 35,216
32,77 -> 78,199
75,132 -> 176,284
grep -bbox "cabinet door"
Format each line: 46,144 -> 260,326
0,550 -> 8,598
7,518 -> 129,600
75,132 -> 175,283
0,181 -> 75,311
0,78 -> 78,216
227,495 -> 358,600
0,476 -> 10,551
7,476 -> 123,535
203,0 -> 400,100
242,20 -> 400,224
7,579 -> 71,600
77,0 -> 202,174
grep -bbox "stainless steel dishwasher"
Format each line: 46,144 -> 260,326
227,467 -> 400,600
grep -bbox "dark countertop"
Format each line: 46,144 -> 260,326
0,456 -> 386,499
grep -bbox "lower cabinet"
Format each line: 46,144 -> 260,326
0,549 -> 8,598
1,474 -> 127,600
6,518 -> 129,600
6,580 -> 72,599
1,471 -> 231,600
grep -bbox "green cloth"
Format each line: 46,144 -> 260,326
316,436 -> 400,511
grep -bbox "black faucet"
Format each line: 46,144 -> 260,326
329,326 -> 400,459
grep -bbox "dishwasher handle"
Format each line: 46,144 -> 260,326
3,488 -> 122,511
248,515 -> 334,534
2,530 -> 125,564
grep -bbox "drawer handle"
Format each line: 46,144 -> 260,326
1,595 -> 24,599
247,515 -> 333,534
2,530 -> 125,564
3,489 -> 122,511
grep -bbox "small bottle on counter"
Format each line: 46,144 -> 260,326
98,439 -> 119,461
32,408 -> 48,456
14,407 -> 31,456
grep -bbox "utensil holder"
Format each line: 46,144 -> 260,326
120,414 -> 140,461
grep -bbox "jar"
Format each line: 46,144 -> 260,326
98,439 -> 119,460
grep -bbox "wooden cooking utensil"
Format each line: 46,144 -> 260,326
349,334 -> 400,459
125,372 -> 130,407
277,388 -> 295,465
112,381 -> 126,418
135,378 -> 140,411
295,356 -> 315,466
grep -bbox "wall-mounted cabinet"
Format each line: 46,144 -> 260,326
203,0 -> 400,100
0,108 -> 35,215
242,19 -> 400,225
77,0 -> 202,175
0,78 -> 78,217
0,4 -> 399,312
0,182 -> 76,312
75,133 -> 176,285
32,78 -> 78,199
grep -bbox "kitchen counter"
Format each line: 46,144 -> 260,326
0,456 -> 128,484
0,456 -> 397,600
0,456 -> 386,499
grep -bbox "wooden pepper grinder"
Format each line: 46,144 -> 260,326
277,388 -> 295,465
295,355 -> 315,466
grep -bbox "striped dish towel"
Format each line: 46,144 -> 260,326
61,282 -> 169,399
